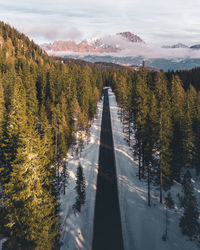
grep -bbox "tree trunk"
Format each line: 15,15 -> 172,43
142,151 -> 145,178
165,209 -> 168,238
139,141 -> 141,180
55,131 -> 60,187
148,164 -> 151,206
160,164 -> 163,204
128,109 -> 131,146
63,162 -> 66,195
122,108 -> 124,133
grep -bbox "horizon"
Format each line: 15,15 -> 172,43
0,0 -> 200,46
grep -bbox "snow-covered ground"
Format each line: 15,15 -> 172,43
0,238 -> 6,250
1,89 -> 199,250
60,99 -> 103,250
109,88 -> 199,250
0,99 -> 103,250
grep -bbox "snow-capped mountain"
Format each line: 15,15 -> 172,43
117,32 -> 144,43
41,32 -> 144,54
41,33 -> 200,71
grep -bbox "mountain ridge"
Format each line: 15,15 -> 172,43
41,32 -> 144,54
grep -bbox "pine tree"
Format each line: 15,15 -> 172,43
2,113 -> 60,249
23,69 -> 39,119
73,163 -> 86,213
0,75 -> 5,195
39,104 -> 55,182
133,70 -> 149,180
0,76 -> 5,134
181,102 -> 194,169
143,91 -> 159,206
163,192 -> 174,241
170,75 -> 186,180
125,78 -> 133,146
0,21 -> 106,249
0,76 -> 27,184
156,71 -> 173,203
76,67 -> 91,121
65,72 -> 77,145
59,91 -> 69,158
52,104 -> 62,188
193,92 -> 200,174
180,171 -> 199,238
186,85 -> 198,169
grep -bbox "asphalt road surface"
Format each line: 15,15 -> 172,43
92,88 -> 124,250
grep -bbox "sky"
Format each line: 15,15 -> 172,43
0,0 -> 200,46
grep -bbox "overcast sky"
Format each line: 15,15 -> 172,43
0,0 -> 200,46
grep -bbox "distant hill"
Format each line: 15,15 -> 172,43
58,55 -> 200,71
190,44 -> 200,49
171,43 -> 189,48
0,21 -> 50,66
54,56 -> 132,70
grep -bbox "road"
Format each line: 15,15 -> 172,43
92,88 -> 124,250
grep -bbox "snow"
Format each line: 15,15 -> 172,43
1,88 -> 199,250
60,99 -> 103,250
0,238 -> 6,250
108,88 -> 199,250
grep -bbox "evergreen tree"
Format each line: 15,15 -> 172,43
181,101 -> 194,169
156,71 -> 173,203
73,163 -> 86,213
0,76 -> 27,184
0,75 -> 5,194
193,92 -> 200,174
180,171 -> 199,238
2,113 -> 60,249
170,75 -> 186,180
0,76 -> 5,134
133,69 -> 149,180
163,192 -> 174,241
0,21 -> 104,249
143,91 -> 159,206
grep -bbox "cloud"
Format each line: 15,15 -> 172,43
20,25 -> 83,41
100,35 -> 200,59
1,0 -> 200,46
44,34 -> 200,59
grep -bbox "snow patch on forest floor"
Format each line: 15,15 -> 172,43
109,88 -> 200,250
60,99 -> 103,250
0,237 -> 6,250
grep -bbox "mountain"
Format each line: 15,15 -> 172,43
40,32 -> 200,71
117,32 -> 144,43
41,32 -> 144,54
171,43 -> 188,48
190,44 -> 200,49
162,43 -> 189,48
42,39 -> 118,53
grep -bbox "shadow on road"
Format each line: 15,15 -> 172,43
92,88 -> 124,250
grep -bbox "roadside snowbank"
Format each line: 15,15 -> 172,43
109,88 -> 199,250
60,99 -> 103,250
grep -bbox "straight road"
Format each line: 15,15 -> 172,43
92,88 -> 124,250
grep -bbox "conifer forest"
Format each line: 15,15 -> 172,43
0,22 -> 200,249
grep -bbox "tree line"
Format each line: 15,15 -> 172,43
0,21 -> 103,249
104,65 -> 200,240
